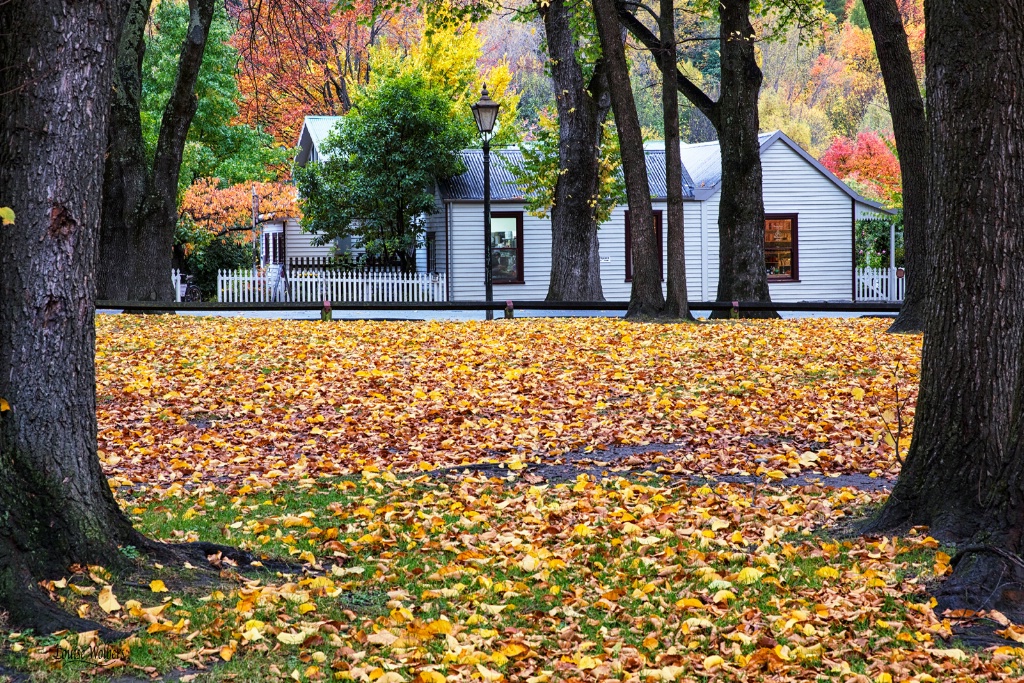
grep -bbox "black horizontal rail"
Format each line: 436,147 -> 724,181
96,300 -> 903,314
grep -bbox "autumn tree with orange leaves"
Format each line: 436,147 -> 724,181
232,0 -> 421,143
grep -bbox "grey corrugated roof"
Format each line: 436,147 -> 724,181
439,148 -> 529,201
439,147 -> 697,202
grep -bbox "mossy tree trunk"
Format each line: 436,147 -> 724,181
98,0 -> 215,303
864,0 -> 1024,619
0,0 -> 154,635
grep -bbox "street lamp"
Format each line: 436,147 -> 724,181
471,85 -> 500,320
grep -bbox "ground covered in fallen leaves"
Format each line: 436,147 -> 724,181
4,316 -> 1024,682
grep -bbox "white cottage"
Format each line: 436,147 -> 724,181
292,116 -> 890,302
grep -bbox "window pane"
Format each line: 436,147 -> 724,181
491,216 -> 518,281
765,218 -> 793,277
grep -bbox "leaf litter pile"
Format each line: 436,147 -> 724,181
5,316 -> 1024,682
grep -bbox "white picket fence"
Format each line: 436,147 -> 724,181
856,266 -> 905,302
216,268 -> 447,303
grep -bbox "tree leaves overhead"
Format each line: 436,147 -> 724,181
143,0 -> 288,195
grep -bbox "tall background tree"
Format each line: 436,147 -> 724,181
865,0 -> 1024,618
593,0 -> 665,317
656,0 -> 691,319
536,0 -> 612,302
861,0 -> 929,333
99,0 -> 218,302
0,0 -> 150,635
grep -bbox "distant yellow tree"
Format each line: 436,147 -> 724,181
360,13 -> 521,145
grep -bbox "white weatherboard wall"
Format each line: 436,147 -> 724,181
446,202 -> 708,302
283,218 -> 334,260
758,140 -> 853,301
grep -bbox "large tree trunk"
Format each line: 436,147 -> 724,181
0,0 -> 150,636
98,0 -> 216,303
861,0 -> 929,334
540,0 -> 608,302
709,0 -> 774,318
593,0 -> 664,317
864,0 -> 1024,620
658,0 -> 691,320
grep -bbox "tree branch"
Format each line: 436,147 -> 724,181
613,0 -> 719,127
151,0 -> 217,206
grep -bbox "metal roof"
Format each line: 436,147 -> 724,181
295,116 -> 343,167
439,148 -> 530,201
438,147 -> 698,202
293,116 -> 892,212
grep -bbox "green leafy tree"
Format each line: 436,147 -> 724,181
510,110 -> 625,225
142,0 -> 289,196
294,71 -> 471,271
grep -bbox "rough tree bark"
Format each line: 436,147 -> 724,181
615,0 -> 774,317
592,0 -> 664,317
540,0 -> 610,302
863,0 -> 1024,620
657,0 -> 691,320
710,0 -> 773,317
861,0 -> 929,334
98,0 -> 216,303
0,0 -> 270,636
0,0 -> 148,636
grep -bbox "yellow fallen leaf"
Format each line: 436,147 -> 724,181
419,672 -> 447,683
519,554 -> 540,572
149,579 -> 168,593
852,387 -> 865,400
712,589 -> 736,603
703,655 -> 725,670
0,398 -> 9,412
816,566 -> 841,580
476,664 -> 503,682
276,631 -> 308,645
366,629 -> 399,646
735,567 -> 764,584
97,586 -> 121,613
507,460 -> 527,471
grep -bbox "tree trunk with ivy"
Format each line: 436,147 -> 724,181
861,0 -> 929,334
540,0 -> 609,302
593,0 -> 664,317
864,0 -> 1024,621
98,0 -> 216,303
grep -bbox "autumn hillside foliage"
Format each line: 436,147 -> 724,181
821,132 -> 902,207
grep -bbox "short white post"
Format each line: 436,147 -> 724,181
889,221 -> 897,302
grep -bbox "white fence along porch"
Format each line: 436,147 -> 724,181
855,267 -> 905,302
217,268 -> 447,303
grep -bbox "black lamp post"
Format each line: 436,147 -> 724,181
471,85 -> 500,320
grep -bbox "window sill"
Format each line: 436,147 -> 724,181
494,280 -> 525,286
768,277 -> 801,283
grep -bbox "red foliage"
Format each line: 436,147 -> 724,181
231,0 -> 419,144
821,131 -> 902,206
